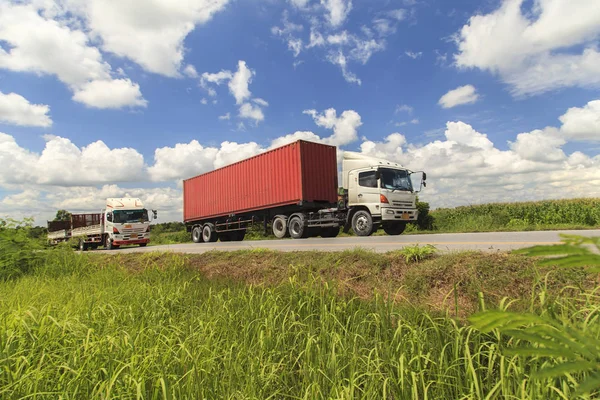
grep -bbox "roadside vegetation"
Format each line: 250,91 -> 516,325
1,217 -> 599,398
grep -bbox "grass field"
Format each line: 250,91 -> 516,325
1,235 -> 600,398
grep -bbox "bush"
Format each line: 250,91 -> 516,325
0,218 -> 44,280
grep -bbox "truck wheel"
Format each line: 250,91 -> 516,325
202,224 -> 218,243
106,239 -> 119,250
272,215 -> 289,239
139,243 -> 147,247
383,222 -> 407,236
192,226 -> 203,243
352,210 -> 374,236
79,239 -> 87,251
321,227 -> 340,238
288,214 -> 308,239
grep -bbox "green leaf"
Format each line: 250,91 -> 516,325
514,244 -> 592,257
575,372 -> 600,396
531,361 -> 597,379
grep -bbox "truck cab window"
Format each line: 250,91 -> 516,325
358,171 -> 378,188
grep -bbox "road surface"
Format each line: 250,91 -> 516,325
103,229 -> 600,254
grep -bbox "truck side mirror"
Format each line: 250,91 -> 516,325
106,213 -> 112,222
423,172 -> 427,181
152,210 -> 158,219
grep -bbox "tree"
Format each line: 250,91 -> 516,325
54,210 -> 71,221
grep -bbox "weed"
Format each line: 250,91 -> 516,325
398,244 -> 436,263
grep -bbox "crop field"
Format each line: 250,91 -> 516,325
1,222 -> 600,399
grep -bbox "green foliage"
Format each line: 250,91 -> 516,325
470,235 -> 600,396
398,244 -> 436,263
414,198 -> 434,230
0,255 -> 594,399
431,198 -> 600,232
514,234 -> 600,272
0,218 -> 44,280
54,209 -> 72,221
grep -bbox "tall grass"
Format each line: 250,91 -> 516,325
1,251 -> 598,398
431,198 -> 600,232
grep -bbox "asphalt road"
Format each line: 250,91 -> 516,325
104,229 -> 600,254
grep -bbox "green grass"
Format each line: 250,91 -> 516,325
1,244 -> 599,398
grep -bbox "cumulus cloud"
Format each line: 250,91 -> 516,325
239,102 -> 265,123
321,0 -> 353,27
438,85 -> 479,108
72,79 -> 147,109
0,91 -> 52,127
0,1 -> 147,109
71,0 -> 230,77
559,100 -> 600,142
453,0 -> 600,96
303,108 -> 362,146
0,133 -> 146,187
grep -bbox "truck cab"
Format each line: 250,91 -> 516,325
103,198 -> 155,249
342,152 -> 425,236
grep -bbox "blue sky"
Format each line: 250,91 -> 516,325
0,0 -> 599,223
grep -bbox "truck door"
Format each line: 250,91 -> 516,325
356,169 -> 380,207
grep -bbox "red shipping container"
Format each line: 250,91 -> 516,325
183,140 -> 338,222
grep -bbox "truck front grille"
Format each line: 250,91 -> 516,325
392,201 -> 414,207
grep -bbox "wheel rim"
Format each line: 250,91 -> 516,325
193,227 -> 201,242
202,226 -> 211,242
290,219 -> 301,236
274,219 -> 284,234
355,214 -> 369,232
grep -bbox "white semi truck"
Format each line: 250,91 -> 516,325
47,198 -> 157,251
183,140 -> 426,242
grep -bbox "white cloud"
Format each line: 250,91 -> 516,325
229,61 -> 254,105
396,104 -> 413,114
201,61 -> 267,123
0,133 -> 145,187
201,98 -> 208,105
453,0 -> 600,96
509,128 -> 566,163
290,0 -> 311,9
438,85 -> 479,108
405,51 -> 422,59
559,100 -> 600,142
74,0 -> 230,77
72,79 -> 147,109
0,2 -> 147,109
327,50 -> 361,85
0,91 -> 52,127
239,102 -> 265,123
219,112 -> 231,120
303,108 -> 362,146
253,98 -> 269,107
321,0 -> 352,27
388,9 -> 407,21
184,65 -> 199,78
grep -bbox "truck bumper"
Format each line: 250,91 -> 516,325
113,238 -> 150,246
380,207 -> 418,221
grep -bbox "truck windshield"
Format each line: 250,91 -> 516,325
380,168 -> 413,192
113,209 -> 149,223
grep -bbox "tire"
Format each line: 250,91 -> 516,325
202,224 -> 218,243
288,214 -> 308,239
192,226 -> 203,243
105,238 -> 119,250
383,222 -> 406,236
320,226 -> 340,238
272,215 -> 289,239
79,239 -> 87,251
352,210 -> 374,237
139,243 -> 147,247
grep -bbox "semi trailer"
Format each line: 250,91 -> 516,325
183,140 -> 426,243
47,198 -> 157,250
